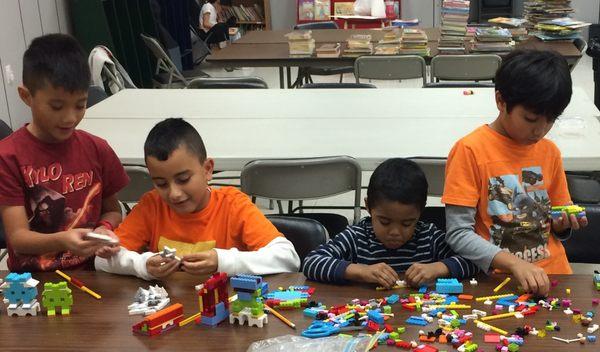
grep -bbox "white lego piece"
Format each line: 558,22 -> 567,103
587,324 -> 599,334
6,300 -> 41,317
514,312 -> 524,319
84,232 -> 119,244
229,308 -> 268,328
508,305 -> 515,312
23,278 -> 39,288
127,285 -> 170,316
462,314 -> 478,320
472,309 -> 487,317
395,280 -> 407,288
159,246 -> 181,261
564,308 -> 574,315
484,299 -> 493,305
469,278 -> 478,286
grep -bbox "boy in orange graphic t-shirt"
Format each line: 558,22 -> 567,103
442,50 -> 588,296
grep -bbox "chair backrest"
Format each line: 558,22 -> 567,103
566,172 -> 600,203
266,215 -> 327,265
294,21 -> 338,30
563,203 -> 600,263
140,33 -> 188,87
240,156 -> 362,224
408,157 -> 447,197
420,206 -> 446,231
574,38 -> 588,54
87,85 -> 109,108
424,82 -> 495,88
0,119 -> 13,140
430,54 -> 501,82
118,165 -> 154,205
354,55 -> 427,86
186,77 -> 268,89
300,82 -> 377,89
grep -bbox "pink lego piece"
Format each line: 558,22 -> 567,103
485,333 -> 501,343
551,280 -> 559,287
593,299 -> 600,305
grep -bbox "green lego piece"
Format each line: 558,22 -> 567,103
508,343 -> 519,352
389,332 -> 400,340
464,343 -> 478,352
42,281 -> 73,316
397,327 -> 406,334
383,305 -> 392,314
451,319 -> 461,328
551,205 -> 585,215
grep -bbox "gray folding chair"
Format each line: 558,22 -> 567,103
429,54 -> 501,84
186,77 -> 268,89
570,38 -> 588,72
0,119 -> 13,261
266,215 -> 327,265
118,165 -> 155,213
408,157 -> 447,197
140,33 -> 208,88
300,82 -> 377,89
354,55 -> 427,87
240,156 -> 362,237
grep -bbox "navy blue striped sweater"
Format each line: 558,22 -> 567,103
302,217 -> 478,284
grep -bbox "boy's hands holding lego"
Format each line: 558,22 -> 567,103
509,260 -> 550,296
345,263 -> 399,289
60,228 -> 106,258
91,227 -> 121,258
146,255 -> 181,278
552,211 -> 588,233
180,250 -> 218,275
405,262 -> 450,287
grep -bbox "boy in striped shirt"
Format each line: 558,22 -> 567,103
303,158 -> 477,289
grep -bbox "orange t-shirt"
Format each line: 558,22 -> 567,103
442,125 -> 572,274
116,186 -> 282,255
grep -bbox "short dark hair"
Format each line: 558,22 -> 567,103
366,158 -> 428,211
495,50 -> 572,121
23,34 -> 90,95
144,118 -> 207,162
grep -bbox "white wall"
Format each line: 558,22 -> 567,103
0,0 -> 70,130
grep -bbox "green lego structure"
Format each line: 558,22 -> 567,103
42,281 -> 73,316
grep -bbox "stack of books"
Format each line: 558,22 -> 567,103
285,31 -> 315,57
488,17 -> 529,42
472,27 -> 514,53
374,29 -> 401,55
523,0 -> 574,27
219,4 -> 265,23
399,28 -> 430,56
533,17 -> 591,41
343,34 -> 373,57
438,0 -> 471,54
316,43 -> 341,58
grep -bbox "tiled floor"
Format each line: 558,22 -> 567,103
0,51 -> 596,272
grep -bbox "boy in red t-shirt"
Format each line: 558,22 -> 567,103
0,34 -> 129,272
442,50 -> 588,296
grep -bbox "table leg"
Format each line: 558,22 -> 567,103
286,67 -> 292,89
279,67 -> 284,89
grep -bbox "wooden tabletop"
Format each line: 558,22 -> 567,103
235,28 -> 442,44
0,271 -> 598,351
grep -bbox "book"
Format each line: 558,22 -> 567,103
316,43 -> 341,57
314,0 -> 331,21
299,0 -> 315,21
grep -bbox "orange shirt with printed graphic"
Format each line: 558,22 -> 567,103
442,125 -> 572,274
116,187 -> 282,256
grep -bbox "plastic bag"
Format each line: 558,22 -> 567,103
246,334 -> 372,352
354,0 -> 372,16
371,0 -> 386,17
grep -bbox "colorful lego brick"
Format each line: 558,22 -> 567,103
201,302 -> 229,326
406,316 -> 429,326
419,286 -> 428,294
588,335 -> 597,342
42,281 -> 73,316
551,205 -> 585,219
387,294 -> 400,304
435,279 -> 463,294
6,300 -> 41,317
413,344 -> 438,352
1,272 -> 39,304
368,309 -> 385,324
484,333 -> 501,343
230,308 -> 268,328
132,303 -> 184,336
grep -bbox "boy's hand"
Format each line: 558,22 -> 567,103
181,250 -> 218,275
346,263 -> 399,289
552,212 -> 588,233
59,228 -> 106,258
509,260 -> 550,296
146,255 -> 181,278
405,262 -> 449,287
91,227 -> 121,258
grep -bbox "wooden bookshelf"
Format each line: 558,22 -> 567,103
297,0 -> 400,28
222,0 -> 271,31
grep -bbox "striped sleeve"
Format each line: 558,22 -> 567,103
302,226 -> 358,284
429,224 -> 479,279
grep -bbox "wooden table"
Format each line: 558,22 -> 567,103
0,271 -> 598,351
79,87 -> 600,172
211,28 -> 581,88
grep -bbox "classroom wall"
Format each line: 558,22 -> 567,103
271,0 -> 297,31
0,0 -> 70,130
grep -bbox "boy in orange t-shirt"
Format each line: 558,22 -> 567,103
442,50 -> 588,296
95,118 -> 300,280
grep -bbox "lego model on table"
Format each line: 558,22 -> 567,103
263,285 -> 314,309
196,272 -> 229,327
1,272 -> 41,316
128,285 -> 170,316
42,281 -> 73,316
132,303 -> 184,336
229,274 -> 269,328
435,278 -> 464,294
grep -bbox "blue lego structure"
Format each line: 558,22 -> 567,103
386,294 -> 400,305
1,273 -> 39,304
367,309 -> 384,324
435,278 -> 463,294
418,286 -> 428,294
406,316 -> 429,326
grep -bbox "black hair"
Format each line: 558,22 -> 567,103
367,158 -> 428,211
22,33 -> 90,95
144,118 -> 207,162
495,50 -> 572,121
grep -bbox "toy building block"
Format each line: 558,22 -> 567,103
42,281 -> 73,316
406,316 -> 429,326
6,301 -> 41,317
128,285 -> 170,316
435,279 -> 463,294
469,278 -> 478,286
1,272 -> 41,316
159,246 -> 181,262
132,303 -> 184,336
551,205 -> 586,219
229,274 -> 269,328
413,344 -> 438,352
196,272 -> 229,327
594,272 -> 600,291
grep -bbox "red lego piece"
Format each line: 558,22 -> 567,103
385,323 -> 393,332
307,287 -> 316,295
402,303 -> 416,311
484,333 -> 501,343
132,303 -> 184,336
330,305 -> 348,315
396,341 -> 412,349
367,320 -> 380,332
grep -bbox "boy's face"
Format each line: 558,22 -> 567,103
18,84 -> 87,143
366,198 -> 421,249
146,145 -> 214,214
495,91 -> 554,145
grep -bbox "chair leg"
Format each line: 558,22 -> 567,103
277,200 -> 284,214
0,249 -> 7,262
339,73 -> 344,83
268,199 -> 274,210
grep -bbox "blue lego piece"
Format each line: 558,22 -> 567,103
418,286 -> 428,294
264,290 -> 308,301
428,308 -> 446,317
2,273 -> 38,304
444,295 -> 459,304
435,278 -> 463,294
230,274 -> 263,291
386,294 -> 400,305
237,291 -> 255,301
378,333 -> 390,343
406,316 -> 429,326
496,296 -> 519,306
367,309 -> 384,324
303,306 -> 326,318
588,335 -> 597,343
289,285 -> 310,291
201,302 -> 229,326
